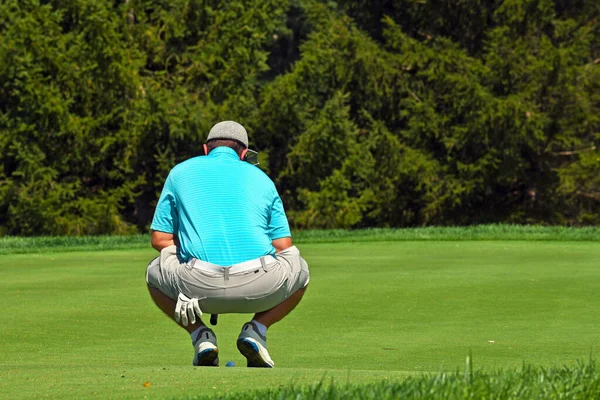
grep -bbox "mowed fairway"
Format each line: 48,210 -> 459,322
1,241 -> 599,399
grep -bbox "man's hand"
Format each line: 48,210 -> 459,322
174,293 -> 202,326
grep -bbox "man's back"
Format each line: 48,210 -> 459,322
151,146 -> 290,265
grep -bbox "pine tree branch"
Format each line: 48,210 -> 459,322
553,146 -> 596,156
576,191 -> 600,201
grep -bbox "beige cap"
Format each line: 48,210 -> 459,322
207,121 -> 248,148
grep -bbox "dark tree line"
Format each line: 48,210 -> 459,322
1,0 -> 598,235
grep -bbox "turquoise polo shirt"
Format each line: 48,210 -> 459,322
150,147 -> 291,265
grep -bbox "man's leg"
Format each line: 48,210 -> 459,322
237,286 -> 308,368
237,248 -> 310,367
147,285 -> 219,366
252,286 -> 307,328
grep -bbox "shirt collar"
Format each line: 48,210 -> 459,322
208,146 -> 241,160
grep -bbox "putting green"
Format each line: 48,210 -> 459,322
1,241 -> 598,399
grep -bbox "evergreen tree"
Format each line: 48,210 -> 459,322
0,0 -> 598,234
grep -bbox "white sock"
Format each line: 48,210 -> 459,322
190,327 -> 203,343
251,320 -> 268,336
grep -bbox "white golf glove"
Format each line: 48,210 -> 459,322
174,293 -> 202,326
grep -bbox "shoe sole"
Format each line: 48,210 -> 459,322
236,338 -> 274,368
195,347 -> 219,367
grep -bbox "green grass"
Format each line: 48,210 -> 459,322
1,240 -> 599,399
1,224 -> 599,254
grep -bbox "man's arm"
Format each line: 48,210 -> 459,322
151,230 -> 175,252
272,237 -> 292,253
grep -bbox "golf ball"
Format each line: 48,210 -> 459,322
225,361 -> 235,367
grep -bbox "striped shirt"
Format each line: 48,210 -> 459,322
150,147 -> 291,265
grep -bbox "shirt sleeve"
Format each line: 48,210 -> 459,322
150,174 -> 178,234
267,190 -> 291,240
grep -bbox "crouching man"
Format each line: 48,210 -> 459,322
146,121 -> 309,368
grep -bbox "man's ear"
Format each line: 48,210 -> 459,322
203,144 -> 209,155
240,148 -> 248,161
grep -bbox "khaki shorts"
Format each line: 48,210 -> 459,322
146,245 -> 310,314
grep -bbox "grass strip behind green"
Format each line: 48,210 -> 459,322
194,360 -> 600,400
296,224 -> 600,242
1,225 -> 599,254
0,233 -> 150,254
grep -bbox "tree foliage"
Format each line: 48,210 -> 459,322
0,0 -> 598,235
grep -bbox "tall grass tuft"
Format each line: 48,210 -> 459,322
191,359 -> 599,399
